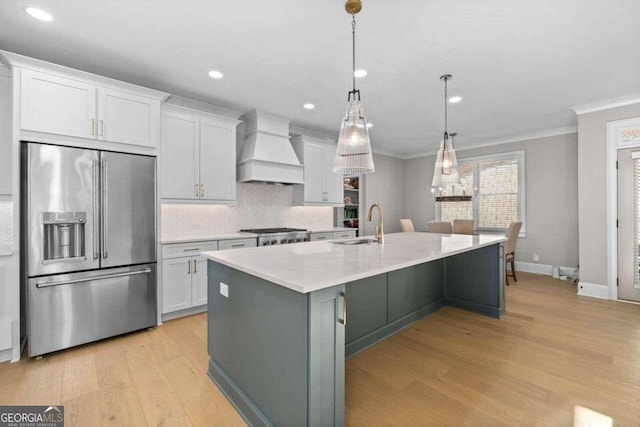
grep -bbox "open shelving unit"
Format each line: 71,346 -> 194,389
336,175 -> 362,237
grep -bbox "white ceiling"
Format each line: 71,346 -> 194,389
1,0 -> 639,157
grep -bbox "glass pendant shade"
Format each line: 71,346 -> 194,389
333,99 -> 375,174
431,137 -> 461,189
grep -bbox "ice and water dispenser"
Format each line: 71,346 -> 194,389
42,212 -> 86,262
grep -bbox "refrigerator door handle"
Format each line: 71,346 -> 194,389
100,160 -> 109,259
35,268 -> 152,288
92,160 -> 100,259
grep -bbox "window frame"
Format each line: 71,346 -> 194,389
436,150 -> 526,236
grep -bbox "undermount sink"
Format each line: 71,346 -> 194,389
331,238 -> 377,245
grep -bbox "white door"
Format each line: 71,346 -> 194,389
97,87 -> 158,147
161,257 -> 193,313
160,113 -> 200,200
199,119 -> 236,201
191,256 -> 208,307
618,148 -> 640,302
21,69 -> 97,139
323,146 -> 344,204
304,144 -> 325,203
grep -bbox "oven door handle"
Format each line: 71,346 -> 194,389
36,268 -> 152,288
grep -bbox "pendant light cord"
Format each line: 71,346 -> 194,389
352,15 -> 357,92
443,77 -> 448,139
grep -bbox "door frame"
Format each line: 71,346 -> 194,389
606,116 -> 640,301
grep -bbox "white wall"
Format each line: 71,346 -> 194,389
403,133 -> 580,269
362,153 -> 406,236
577,104 -> 640,287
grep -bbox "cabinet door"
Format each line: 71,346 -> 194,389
310,232 -> 333,242
199,119 -> 236,201
21,69 -> 97,139
162,257 -> 193,314
160,113 -> 200,200
192,256 -> 208,307
0,75 -> 11,195
323,147 -> 344,204
97,87 -> 159,147
304,144 -> 325,203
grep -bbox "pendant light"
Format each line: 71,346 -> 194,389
431,74 -> 472,202
333,0 -> 375,175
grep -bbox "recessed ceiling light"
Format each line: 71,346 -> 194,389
25,7 -> 53,22
208,70 -> 224,79
354,69 -> 367,78
366,123 -> 373,128
303,103 -> 315,110
448,96 -> 462,103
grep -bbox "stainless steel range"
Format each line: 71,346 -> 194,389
240,228 -> 311,246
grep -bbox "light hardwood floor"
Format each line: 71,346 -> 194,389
1,272 -> 639,426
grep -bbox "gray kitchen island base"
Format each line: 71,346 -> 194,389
207,241 -> 504,427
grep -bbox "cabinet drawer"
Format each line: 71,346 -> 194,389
333,230 -> 357,240
219,238 -> 257,250
310,232 -> 333,241
163,241 -> 218,259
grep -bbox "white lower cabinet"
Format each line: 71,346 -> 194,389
333,230 -> 357,240
310,232 -> 333,242
161,237 -> 257,317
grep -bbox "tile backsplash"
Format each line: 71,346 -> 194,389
161,183 -> 334,240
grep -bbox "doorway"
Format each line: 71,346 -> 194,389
617,148 -> 640,302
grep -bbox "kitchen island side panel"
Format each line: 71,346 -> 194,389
388,260 -> 445,322
207,261 -> 309,426
444,243 -> 504,318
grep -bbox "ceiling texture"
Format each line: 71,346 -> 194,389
0,0 -> 639,158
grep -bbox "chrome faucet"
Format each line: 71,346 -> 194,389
367,203 -> 384,243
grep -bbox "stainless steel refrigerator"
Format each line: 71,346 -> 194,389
22,142 -> 157,357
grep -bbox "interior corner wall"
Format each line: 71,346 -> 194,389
403,133 -> 580,269
362,153 -> 406,235
577,103 -> 640,287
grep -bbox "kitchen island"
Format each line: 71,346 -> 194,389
203,232 -> 506,427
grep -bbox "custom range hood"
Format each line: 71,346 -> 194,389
237,109 -> 304,184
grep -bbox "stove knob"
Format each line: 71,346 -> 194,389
262,240 -> 269,246
271,239 -> 278,245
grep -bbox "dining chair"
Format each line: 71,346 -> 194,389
427,221 -> 452,233
399,219 -> 415,232
504,221 -> 523,285
452,219 -> 474,235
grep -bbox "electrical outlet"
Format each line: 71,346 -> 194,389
220,282 -> 229,298
533,254 -> 539,262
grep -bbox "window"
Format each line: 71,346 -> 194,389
438,151 -> 525,233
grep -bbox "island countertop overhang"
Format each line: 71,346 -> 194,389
202,232 -> 507,293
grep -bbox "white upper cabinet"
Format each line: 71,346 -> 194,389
97,87 -> 159,147
161,112 -> 200,199
160,105 -> 240,203
21,69 -> 96,139
292,135 -> 344,206
199,118 -> 235,202
14,57 -> 166,149
0,73 -> 11,195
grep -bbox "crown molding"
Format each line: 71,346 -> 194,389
571,93 -> 640,115
401,125 -> 578,160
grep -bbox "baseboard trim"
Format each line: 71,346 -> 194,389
514,261 -> 577,278
577,282 -> 609,300
0,348 -> 12,363
161,305 -> 207,322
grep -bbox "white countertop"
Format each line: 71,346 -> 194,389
203,232 -> 507,293
161,232 -> 258,244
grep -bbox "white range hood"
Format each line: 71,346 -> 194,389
237,109 -> 304,184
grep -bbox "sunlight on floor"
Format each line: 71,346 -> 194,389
574,406 -> 613,427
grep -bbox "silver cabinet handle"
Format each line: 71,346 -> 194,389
90,118 -> 95,136
193,259 -> 197,274
232,244 -> 244,248
188,259 -> 191,274
92,160 -> 99,259
36,268 -> 151,288
201,184 -> 205,198
100,160 -> 109,258
195,184 -> 199,197
100,119 -> 105,137
183,248 -> 200,252
338,291 -> 347,325
317,236 -> 326,240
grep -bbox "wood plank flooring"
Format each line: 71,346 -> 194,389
1,272 -> 639,426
